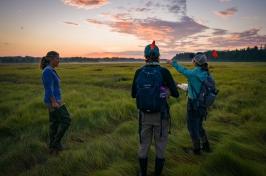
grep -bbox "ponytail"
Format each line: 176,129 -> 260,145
40,56 -> 49,70
40,51 -> 59,70
201,63 -> 209,73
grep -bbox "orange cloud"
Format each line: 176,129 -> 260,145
86,50 -> 143,58
87,16 -> 208,48
63,0 -> 108,9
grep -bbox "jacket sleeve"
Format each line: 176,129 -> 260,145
131,69 -> 140,98
172,60 -> 194,78
42,69 -> 54,99
162,68 -> 179,98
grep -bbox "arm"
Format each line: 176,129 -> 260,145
172,60 -> 194,78
42,70 -> 60,108
131,69 -> 140,98
162,68 -> 179,98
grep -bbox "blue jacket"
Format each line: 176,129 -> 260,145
172,61 -> 208,100
42,65 -> 61,104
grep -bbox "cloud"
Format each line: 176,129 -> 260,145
132,7 -> 151,12
168,4 -> 181,14
219,0 -> 231,2
213,28 -> 228,35
62,0 -> 108,9
86,50 -> 143,58
86,19 -> 104,25
82,0 -> 264,56
87,16 -> 208,47
0,42 -> 9,47
84,27 -> 266,58
167,0 -> 187,15
143,0 -> 187,17
214,7 -> 237,17
208,28 -> 266,48
63,21 -> 79,26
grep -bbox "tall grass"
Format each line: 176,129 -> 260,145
0,62 -> 265,176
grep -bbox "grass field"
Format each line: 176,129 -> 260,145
0,62 -> 266,176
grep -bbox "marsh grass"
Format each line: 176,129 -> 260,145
0,62 -> 266,176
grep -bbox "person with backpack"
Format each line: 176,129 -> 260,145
40,51 -> 71,154
167,53 -> 218,155
132,41 -> 179,176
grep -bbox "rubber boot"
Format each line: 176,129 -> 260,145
53,120 -> 70,150
138,158 -> 148,176
154,157 -> 165,176
201,137 -> 211,153
192,139 -> 201,155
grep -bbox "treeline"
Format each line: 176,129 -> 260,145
175,46 -> 266,62
1,46 -> 266,63
0,56 -> 143,64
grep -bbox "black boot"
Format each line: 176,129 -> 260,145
192,139 -> 201,155
53,123 -> 70,150
138,158 -> 148,176
201,135 -> 211,152
155,157 -> 165,176
202,140 -> 211,152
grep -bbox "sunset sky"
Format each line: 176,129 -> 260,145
0,0 -> 266,59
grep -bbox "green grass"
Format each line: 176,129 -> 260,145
0,62 -> 266,176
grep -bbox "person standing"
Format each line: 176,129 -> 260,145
168,53 -> 214,155
132,41 -> 179,176
40,51 -> 71,154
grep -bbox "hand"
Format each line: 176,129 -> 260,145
51,101 -> 60,108
166,59 -> 173,65
166,88 -> 171,98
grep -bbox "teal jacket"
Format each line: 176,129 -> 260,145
172,61 -> 208,100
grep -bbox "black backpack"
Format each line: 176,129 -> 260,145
136,66 -> 164,113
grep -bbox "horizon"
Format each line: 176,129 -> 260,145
0,0 -> 266,59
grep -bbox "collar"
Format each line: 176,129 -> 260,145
145,62 -> 160,66
46,65 -> 55,70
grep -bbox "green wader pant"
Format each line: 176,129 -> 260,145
49,105 -> 71,149
138,111 -> 169,159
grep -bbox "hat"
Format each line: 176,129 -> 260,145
144,41 -> 160,59
193,53 -> 207,65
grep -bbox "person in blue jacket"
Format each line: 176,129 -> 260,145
40,51 -> 71,154
168,53 -> 211,155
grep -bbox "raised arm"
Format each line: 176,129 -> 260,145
171,60 -> 194,78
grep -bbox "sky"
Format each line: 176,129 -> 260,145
0,0 -> 266,59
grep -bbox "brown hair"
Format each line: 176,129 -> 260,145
40,51 -> 59,70
200,63 -> 209,73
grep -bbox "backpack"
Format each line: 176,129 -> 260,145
136,66 -> 164,113
192,73 -> 218,108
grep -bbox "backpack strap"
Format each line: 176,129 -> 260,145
190,71 -> 209,100
189,80 -> 200,99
